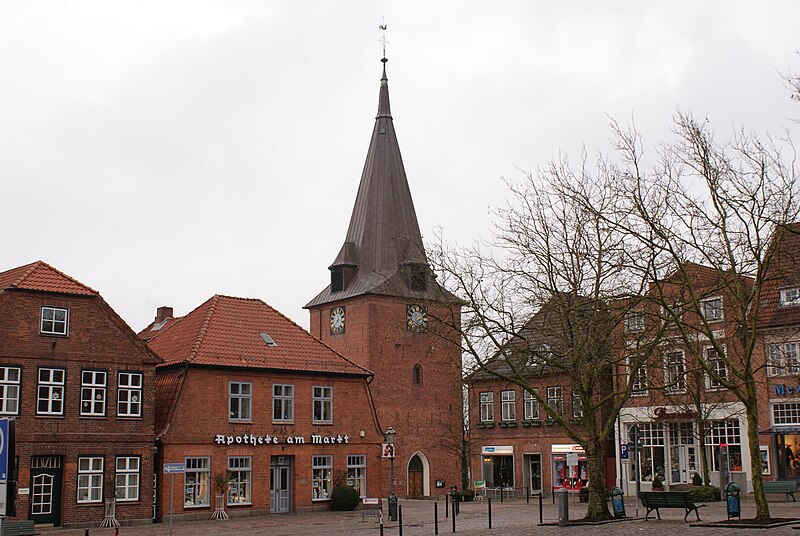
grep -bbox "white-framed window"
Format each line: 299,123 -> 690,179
115,456 -> 140,502
37,367 -> 65,415
628,423 -> 665,482
664,351 -> 686,393
760,445 -> 771,475
227,457 -> 252,505
773,401 -> 800,425
346,455 -> 367,497
546,386 -> 563,417
229,382 -> 252,422
501,390 -> 516,421
117,371 -> 143,417
77,456 -> 104,503
702,297 -> 723,322
40,306 -> 69,335
312,455 -> 333,501
184,457 -> 211,507
523,390 -> 539,420
0,366 -> 21,415
479,392 -> 494,422
80,370 -> 107,417
768,342 -> 800,376
273,384 -> 294,422
571,390 -> 583,418
780,287 -> 800,307
625,311 -> 645,333
630,361 -> 648,395
313,386 -> 333,423
706,420 -> 742,472
704,346 -> 728,389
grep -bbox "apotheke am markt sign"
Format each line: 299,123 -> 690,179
214,433 -> 350,446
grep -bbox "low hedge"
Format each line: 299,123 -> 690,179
330,485 -> 360,511
689,485 -> 721,502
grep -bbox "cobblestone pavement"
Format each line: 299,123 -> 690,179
37,497 -> 800,535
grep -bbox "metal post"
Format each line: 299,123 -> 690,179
379,504 -> 384,536
169,471 -> 175,536
434,501 -> 439,535
538,492 -> 543,525
389,454 -> 397,522
526,485 -> 530,504
557,487 -> 569,527
451,500 -> 456,533
398,504 -> 403,536
445,493 -> 449,518
488,497 -> 492,528
500,486 -> 503,504
85,530 -> 89,536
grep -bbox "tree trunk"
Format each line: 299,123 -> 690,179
584,445 -> 612,521
745,382 -> 770,520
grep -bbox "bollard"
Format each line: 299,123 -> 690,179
85,530 -> 89,536
445,493 -> 449,518
557,487 -> 569,527
526,485 -> 530,504
500,486 -> 504,504
434,501 -> 439,535
399,504 -> 403,536
538,492 -> 543,525
452,501 -> 456,533
379,504 -> 384,536
488,497 -> 492,529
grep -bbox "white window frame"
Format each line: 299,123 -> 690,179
184,457 -> 211,508
704,345 -> 728,390
0,366 -> 21,415
313,386 -> 333,423
546,386 -> 563,417
664,351 -> 686,393
780,287 -> 800,307
523,389 -> 539,420
37,367 -> 65,416
500,390 -> 516,421
768,342 -> 800,376
479,392 -> 494,422
701,297 -> 723,322
117,371 -> 143,417
624,311 -> 645,333
115,456 -> 140,502
40,306 -> 69,336
312,455 -> 333,501
227,457 -> 252,505
629,360 -> 649,395
80,370 -> 107,417
346,455 -> 367,498
77,456 -> 104,503
273,384 -> 294,422
772,401 -> 800,425
571,389 -> 583,418
228,382 -> 252,422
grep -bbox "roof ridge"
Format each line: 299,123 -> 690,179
7,261 -> 39,288
27,260 -> 99,294
187,295 -> 220,364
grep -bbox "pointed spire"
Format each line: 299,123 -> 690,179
377,57 -> 391,119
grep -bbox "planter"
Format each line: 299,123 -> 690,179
530,421 -> 541,427
499,422 -> 508,428
507,422 -> 517,428
522,422 -> 531,427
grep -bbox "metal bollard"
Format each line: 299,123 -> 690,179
500,486 -> 504,504
379,504 -> 384,536
85,530 -> 89,536
445,493 -> 449,518
526,486 -> 530,504
434,501 -> 439,535
557,487 -> 569,527
538,492 -> 543,525
399,504 -> 403,536
488,497 -> 492,529
452,501 -> 456,533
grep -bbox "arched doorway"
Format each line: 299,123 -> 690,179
407,452 -> 430,498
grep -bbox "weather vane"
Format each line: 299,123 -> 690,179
379,18 -> 388,60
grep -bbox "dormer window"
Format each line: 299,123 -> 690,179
407,264 -> 427,292
331,267 -> 344,293
41,306 -> 69,336
780,288 -> 800,307
701,298 -> 723,322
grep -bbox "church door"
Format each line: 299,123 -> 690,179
408,455 -> 424,498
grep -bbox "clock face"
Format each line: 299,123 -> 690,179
407,304 -> 427,332
330,306 -> 345,334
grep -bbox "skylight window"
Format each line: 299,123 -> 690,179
260,333 -> 277,346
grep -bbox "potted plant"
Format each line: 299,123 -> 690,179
211,471 -> 231,520
651,475 -> 664,490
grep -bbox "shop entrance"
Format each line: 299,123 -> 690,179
30,456 -> 62,526
669,445 -> 697,484
524,454 -> 542,493
270,456 -> 292,513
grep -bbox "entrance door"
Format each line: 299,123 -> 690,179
270,457 -> 291,513
30,456 -> 62,526
408,455 -> 424,498
529,454 -> 542,493
670,445 -> 697,484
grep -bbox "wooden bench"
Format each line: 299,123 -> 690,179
638,491 -> 705,522
2,520 -> 38,536
763,480 -> 797,501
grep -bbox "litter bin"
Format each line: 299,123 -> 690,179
725,481 -> 740,520
610,487 -> 626,518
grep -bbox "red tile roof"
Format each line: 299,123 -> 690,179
760,223 -> 800,329
147,295 -> 372,376
139,316 -> 182,342
155,367 -> 186,436
0,261 -> 97,295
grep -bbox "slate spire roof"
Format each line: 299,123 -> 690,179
306,58 -> 458,308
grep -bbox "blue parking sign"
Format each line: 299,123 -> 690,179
620,443 -> 629,460
0,418 -> 8,481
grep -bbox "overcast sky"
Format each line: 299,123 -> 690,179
1,1 -> 798,332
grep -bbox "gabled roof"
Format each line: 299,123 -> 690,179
147,294 -> 372,376
760,223 -> 800,329
0,260 -> 98,295
139,316 -> 182,342
306,59 -> 461,308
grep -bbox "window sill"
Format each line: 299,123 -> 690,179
77,501 -> 104,506
116,416 -> 144,420
228,420 -> 253,424
312,499 -> 331,502
115,500 -> 140,504
312,421 -> 334,426
35,414 -> 66,419
79,415 -> 108,419
183,504 -> 211,510
272,421 -> 295,425
226,502 -> 253,507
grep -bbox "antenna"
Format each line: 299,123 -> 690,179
379,18 -> 388,61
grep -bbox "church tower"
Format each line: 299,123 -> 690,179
305,57 -> 463,497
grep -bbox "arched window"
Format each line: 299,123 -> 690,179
413,364 -> 422,385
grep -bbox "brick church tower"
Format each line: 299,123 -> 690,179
305,57 -> 463,497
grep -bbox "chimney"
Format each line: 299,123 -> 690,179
155,306 -> 173,324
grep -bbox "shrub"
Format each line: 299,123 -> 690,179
689,485 -> 721,502
651,475 -> 664,489
330,485 -> 360,511
691,472 -> 703,486
459,489 -> 475,502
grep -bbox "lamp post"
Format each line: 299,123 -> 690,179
385,426 -> 398,521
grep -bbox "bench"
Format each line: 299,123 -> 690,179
2,520 -> 38,536
638,491 -> 705,522
763,480 -> 797,501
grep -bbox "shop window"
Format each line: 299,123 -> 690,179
760,446 -> 771,475
501,390 -> 516,421
552,452 -> 588,490
627,423 -> 665,482
313,386 -> 333,423
229,382 -> 252,422
227,457 -> 252,505
546,386 -> 563,417
346,455 -> 367,497
37,367 -> 65,416
77,456 -> 104,503
479,392 -> 494,422
80,370 -> 107,417
523,390 -> 539,420
184,457 -> 210,507
482,455 -> 514,488
773,401 -> 800,425
312,455 -> 333,500
115,456 -> 140,502
0,366 -> 21,415
117,371 -> 142,417
40,306 -> 68,335
705,420 -> 742,472
273,384 -> 294,422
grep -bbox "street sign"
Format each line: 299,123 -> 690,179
620,443 -> 629,460
381,443 -> 396,459
0,419 -> 8,481
362,498 -> 380,505
566,453 -> 578,467
163,463 -> 185,474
